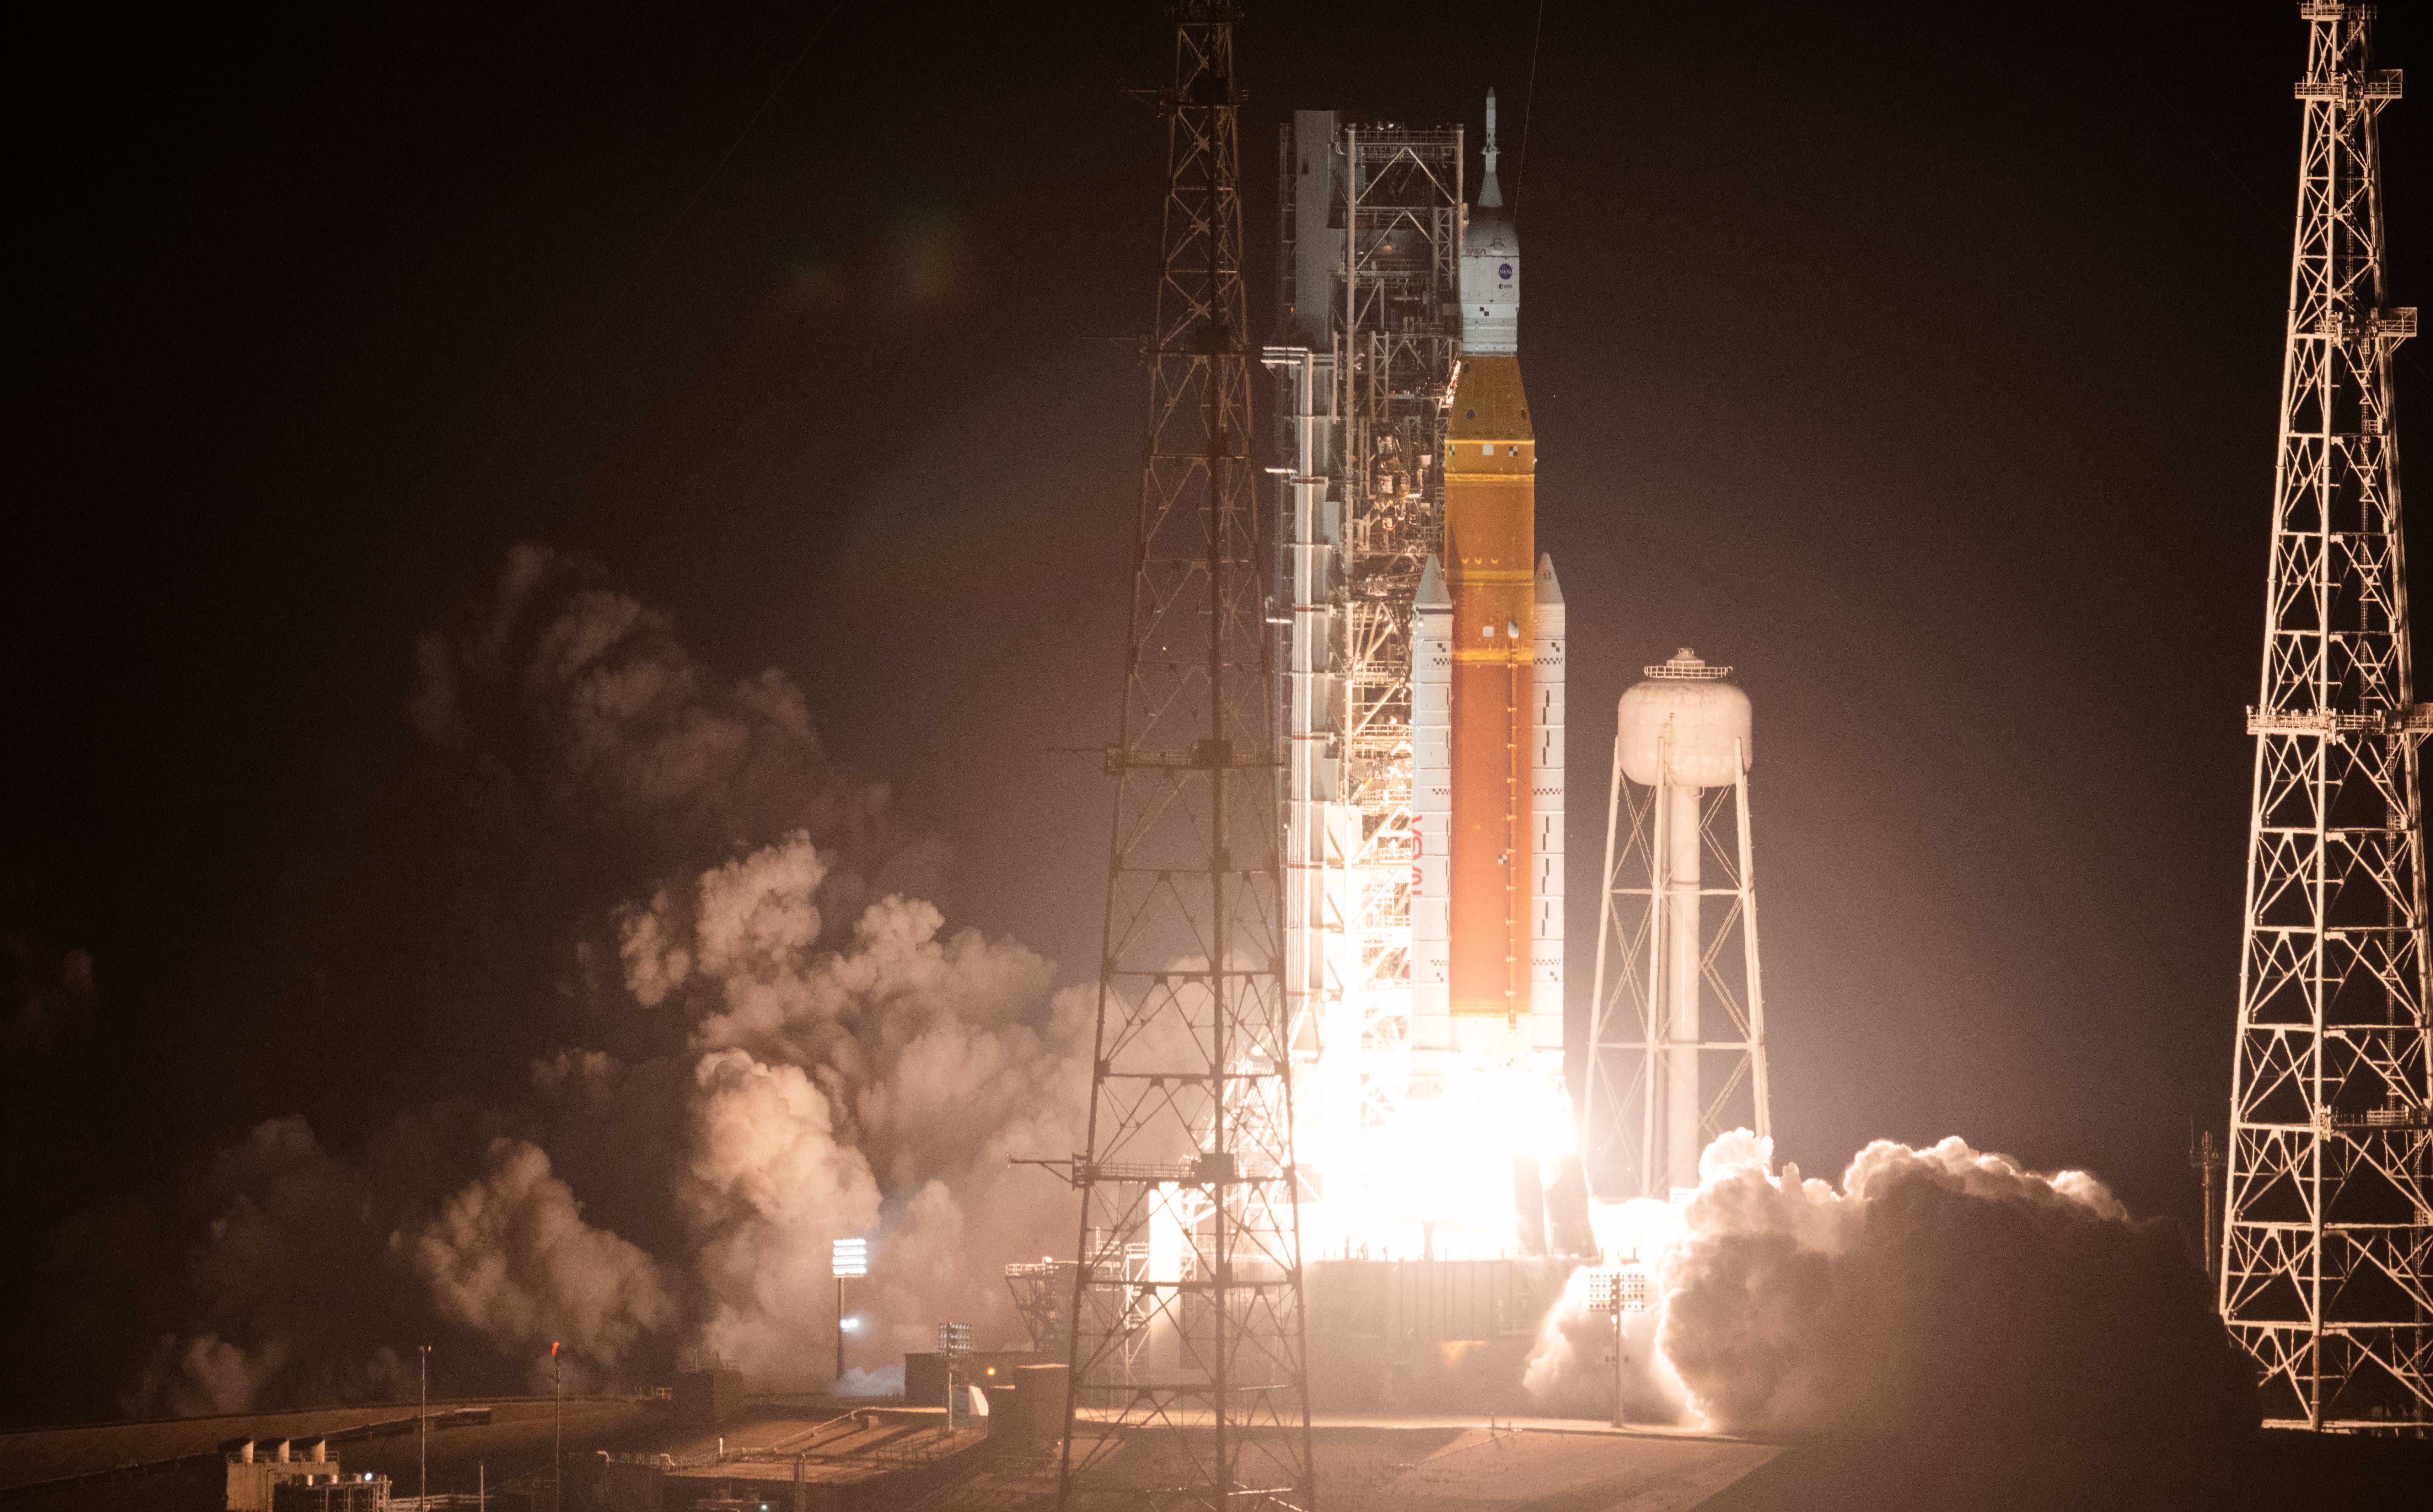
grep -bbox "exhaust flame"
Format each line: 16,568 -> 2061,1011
1298,1045 -> 1576,1260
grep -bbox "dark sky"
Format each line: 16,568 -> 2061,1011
7,0 -> 2426,1422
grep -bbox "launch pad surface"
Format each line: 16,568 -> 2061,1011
9,1399 -> 2430,1510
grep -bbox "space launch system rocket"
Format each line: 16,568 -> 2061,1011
1412,91 -> 1564,1086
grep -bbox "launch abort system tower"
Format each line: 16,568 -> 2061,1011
2221,0 -> 2430,1434
1060,4 -> 1316,1506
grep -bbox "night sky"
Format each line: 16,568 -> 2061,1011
7,0 -> 2426,1424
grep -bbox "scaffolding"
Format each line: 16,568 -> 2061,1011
1266,113 -> 1464,1209
1005,1261 -> 1077,1359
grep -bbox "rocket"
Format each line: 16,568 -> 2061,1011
1412,91 -> 1565,1082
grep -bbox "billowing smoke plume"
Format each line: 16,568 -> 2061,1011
1520,1198 -> 1691,1425
125,1116 -> 407,1416
413,1138 -> 678,1375
118,546 -> 1087,1413
1526,1132 -> 2255,1436
617,833 -> 1093,1376
404,544 -> 946,908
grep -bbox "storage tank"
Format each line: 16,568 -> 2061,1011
1613,648 -> 1749,1198
1616,650 -> 1750,788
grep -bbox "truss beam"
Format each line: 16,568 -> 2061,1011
1059,7 -> 1316,1507
2222,0 -> 2430,1436
1585,727 -> 1770,1200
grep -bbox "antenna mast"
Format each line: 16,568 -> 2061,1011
2222,0 -> 2429,1434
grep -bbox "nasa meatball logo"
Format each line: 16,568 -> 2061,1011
1498,263 -> 1513,281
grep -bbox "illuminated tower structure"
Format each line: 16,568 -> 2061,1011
1060,5 -> 1314,1506
1583,651 -> 1769,1199
2221,0 -> 2429,1434
1266,110 -> 1465,1224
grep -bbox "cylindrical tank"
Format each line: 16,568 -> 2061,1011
1617,649 -> 1751,788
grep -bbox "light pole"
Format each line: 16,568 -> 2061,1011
418,1344 -> 430,1503
937,1322 -> 972,1432
1587,1258 -> 1651,1428
831,1238 -> 867,1388
550,1341 -> 562,1512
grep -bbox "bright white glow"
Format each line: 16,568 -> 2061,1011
1297,1034 -> 1577,1260
831,1237 -> 869,1277
839,1317 -> 861,1332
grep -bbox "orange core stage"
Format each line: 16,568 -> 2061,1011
1442,354 -> 1536,1025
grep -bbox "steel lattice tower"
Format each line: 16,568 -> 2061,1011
1058,6 -> 1316,1508
2222,0 -> 2430,1434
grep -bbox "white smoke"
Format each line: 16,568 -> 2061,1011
406,541 -> 950,928
621,831 -> 1093,1377
1520,1195 -> 1691,1424
835,1363 -> 905,1397
125,1117 -> 405,1415
1524,1131 -> 2254,1435
121,547 -> 1087,1412
412,1139 -> 677,1391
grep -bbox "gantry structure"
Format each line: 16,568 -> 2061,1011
1059,5 -> 1316,1507
2222,0 -> 2430,1434
1265,111 -> 1465,1204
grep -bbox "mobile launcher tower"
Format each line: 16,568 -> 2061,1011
1267,94 -> 1590,1404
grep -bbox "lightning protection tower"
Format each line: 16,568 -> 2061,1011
2222,1 -> 2430,1434
1060,6 -> 1317,1508
1584,651 -> 1769,1200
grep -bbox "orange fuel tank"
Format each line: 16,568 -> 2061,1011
1442,354 -> 1536,1026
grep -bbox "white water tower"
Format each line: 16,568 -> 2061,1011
1585,650 -> 1771,1198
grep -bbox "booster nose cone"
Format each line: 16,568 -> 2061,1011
1461,89 -> 1518,354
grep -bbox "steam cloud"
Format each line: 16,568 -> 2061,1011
87,546 -> 2253,1436
119,546 -> 1087,1413
1525,1132 -> 2255,1435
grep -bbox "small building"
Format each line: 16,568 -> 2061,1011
224,1436 -> 341,1511
981,1364 -> 1071,1442
901,1353 -> 947,1408
674,1354 -> 746,1424
907,1348 -> 1039,1412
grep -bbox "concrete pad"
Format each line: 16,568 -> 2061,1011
1691,1430 -> 2433,1512
1317,1425 -> 1780,1512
